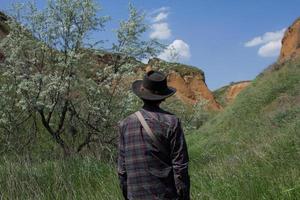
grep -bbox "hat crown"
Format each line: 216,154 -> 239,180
131,70 -> 176,100
143,71 -> 167,94
146,70 -> 165,81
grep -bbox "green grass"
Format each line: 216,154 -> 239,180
188,59 -> 300,199
0,59 -> 299,199
213,81 -> 252,107
212,84 -> 230,107
149,58 -> 204,77
0,157 -> 122,200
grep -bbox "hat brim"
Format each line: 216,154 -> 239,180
132,80 -> 176,101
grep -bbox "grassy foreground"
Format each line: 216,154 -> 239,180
0,157 -> 122,200
188,59 -> 300,199
0,59 -> 300,199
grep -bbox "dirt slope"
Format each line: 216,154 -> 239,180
226,81 -> 251,103
279,17 -> 300,62
147,58 -> 222,110
213,81 -> 251,107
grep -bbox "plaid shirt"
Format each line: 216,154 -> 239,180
118,104 -> 190,200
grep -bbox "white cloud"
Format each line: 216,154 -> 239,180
245,28 -> 286,47
244,37 -> 264,47
244,28 -> 286,57
153,12 -> 169,23
258,40 -> 282,57
150,23 -> 171,40
151,7 -> 169,15
158,39 -> 191,62
149,7 -> 171,40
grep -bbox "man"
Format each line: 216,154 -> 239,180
117,70 -> 190,200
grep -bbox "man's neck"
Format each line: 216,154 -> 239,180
142,103 -> 160,111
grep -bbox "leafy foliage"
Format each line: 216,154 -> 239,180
112,3 -> 163,61
162,96 -> 211,132
0,0 -> 162,158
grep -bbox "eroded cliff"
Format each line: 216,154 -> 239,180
279,17 -> 300,62
214,81 -> 251,107
147,58 -> 222,110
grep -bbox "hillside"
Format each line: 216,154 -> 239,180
213,81 -> 251,107
279,17 -> 300,63
1,4 -> 299,199
146,58 -> 222,110
2,48 -> 299,200
188,20 -> 300,199
188,57 -> 300,199
187,18 -> 300,198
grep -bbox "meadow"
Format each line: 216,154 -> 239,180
1,59 -> 299,199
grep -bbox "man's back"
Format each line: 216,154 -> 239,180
118,105 -> 190,200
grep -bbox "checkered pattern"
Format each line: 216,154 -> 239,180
118,105 -> 190,200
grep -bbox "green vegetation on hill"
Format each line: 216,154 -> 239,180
213,85 -> 230,107
1,1 -> 300,199
213,81 -> 252,107
188,58 -> 300,199
149,58 -> 204,77
1,59 -> 299,199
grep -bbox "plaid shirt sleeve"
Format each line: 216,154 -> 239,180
170,119 -> 190,200
117,122 -> 129,200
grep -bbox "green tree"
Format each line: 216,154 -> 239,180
0,0 -> 162,158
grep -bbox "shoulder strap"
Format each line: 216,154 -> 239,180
135,111 -> 168,156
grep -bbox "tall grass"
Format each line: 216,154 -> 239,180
0,157 -> 122,199
188,59 -> 300,199
0,60 -> 299,199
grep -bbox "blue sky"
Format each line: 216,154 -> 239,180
1,0 -> 300,90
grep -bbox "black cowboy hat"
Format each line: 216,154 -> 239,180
132,70 -> 176,100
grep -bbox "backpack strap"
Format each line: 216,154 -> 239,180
135,111 -> 168,156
